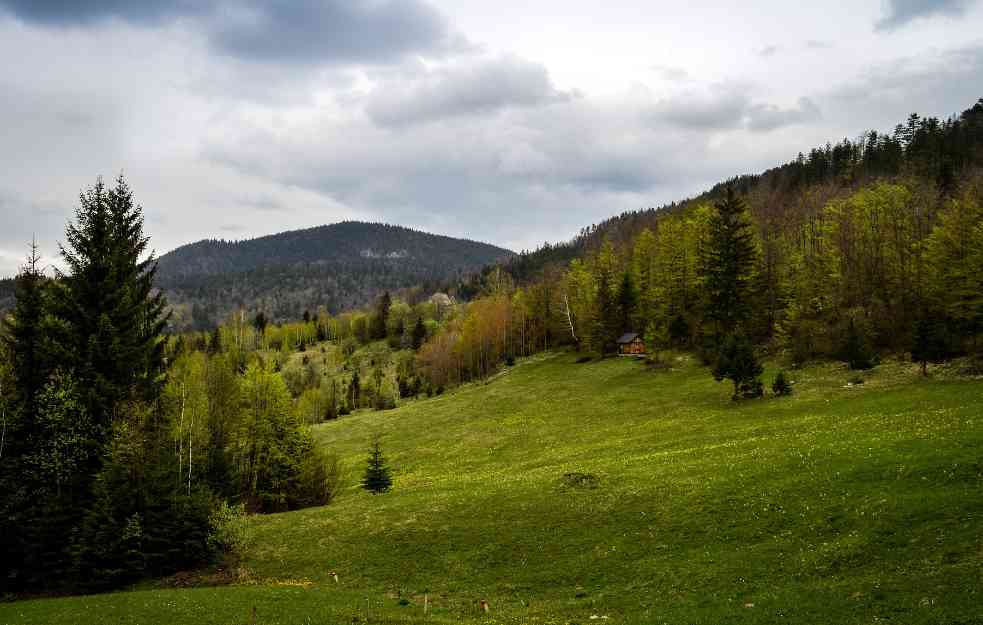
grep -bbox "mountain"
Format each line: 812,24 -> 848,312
155,221 -> 513,330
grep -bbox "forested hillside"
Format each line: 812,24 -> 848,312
155,222 -> 513,330
420,97 -> 983,390
506,98 -> 983,283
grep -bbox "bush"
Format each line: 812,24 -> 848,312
207,502 -> 250,558
295,449 -> 343,508
505,354 -> 516,366
772,370 -> 793,396
575,355 -> 594,364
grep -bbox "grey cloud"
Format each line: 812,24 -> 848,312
875,0 -> 972,31
757,45 -> 779,57
806,40 -> 833,49
746,97 -> 822,132
651,88 -> 750,130
828,44 -> 983,128
365,56 -> 572,127
209,1 -> 468,64
651,65 -> 689,81
651,87 -> 821,133
0,0 -> 202,25
0,0 -> 466,65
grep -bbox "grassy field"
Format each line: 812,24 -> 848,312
3,352 -> 982,624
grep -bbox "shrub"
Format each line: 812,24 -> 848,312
207,502 -> 250,559
772,370 -> 793,396
575,355 -> 594,364
295,449 -> 343,508
505,354 -> 516,366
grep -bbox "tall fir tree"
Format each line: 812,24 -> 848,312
412,316 -> 427,350
593,270 -> 620,354
372,291 -> 392,340
1,241 -> 54,431
56,175 -> 169,433
700,187 -> 759,337
617,271 -> 638,334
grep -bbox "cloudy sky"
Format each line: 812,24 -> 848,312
1,0 -> 982,275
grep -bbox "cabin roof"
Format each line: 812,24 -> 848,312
616,333 -> 641,344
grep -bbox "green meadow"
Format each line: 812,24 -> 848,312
3,353 -> 982,625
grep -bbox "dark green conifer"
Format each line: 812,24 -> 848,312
361,435 -> 392,494
701,187 -> 758,337
712,333 -> 764,400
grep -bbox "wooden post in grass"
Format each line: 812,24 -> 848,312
330,570 -> 339,584
424,594 -> 429,616
249,606 -> 257,625
480,599 -> 489,614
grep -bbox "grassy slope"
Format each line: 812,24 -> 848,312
3,354 -> 982,625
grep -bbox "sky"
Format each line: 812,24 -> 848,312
1,0 -> 982,276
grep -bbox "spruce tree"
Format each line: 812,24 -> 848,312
412,316 -> 427,350
712,333 -> 764,400
617,271 -> 638,333
911,316 -> 949,376
839,318 -> 875,370
593,270 -> 620,354
701,187 -> 758,337
56,175 -> 169,433
361,435 -> 392,494
1,241 -> 53,430
772,370 -> 793,396
371,292 -> 392,340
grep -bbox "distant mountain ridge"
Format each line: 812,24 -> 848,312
155,221 -> 513,330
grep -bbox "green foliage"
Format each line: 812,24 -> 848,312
361,435 -> 392,494
772,370 -> 793,396
713,333 -> 764,400
207,502 -> 250,558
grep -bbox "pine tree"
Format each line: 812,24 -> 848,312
412,316 -> 427,350
361,435 -> 392,494
56,175 -> 169,433
617,271 -> 638,333
208,326 -> 222,354
911,316 -> 949,376
253,312 -> 268,335
772,370 -> 793,396
1,241 -> 54,430
371,292 -> 392,340
701,187 -> 759,337
712,333 -> 764,400
593,270 -> 620,355
839,318 -> 875,370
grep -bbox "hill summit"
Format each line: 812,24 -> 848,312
155,221 -> 513,329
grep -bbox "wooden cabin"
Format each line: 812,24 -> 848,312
616,333 -> 645,356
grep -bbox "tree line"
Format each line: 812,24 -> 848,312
0,177 -> 338,593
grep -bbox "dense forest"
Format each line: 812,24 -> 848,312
155,222 -> 513,330
2,97 -> 983,596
